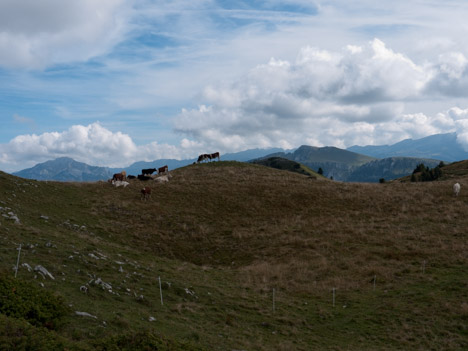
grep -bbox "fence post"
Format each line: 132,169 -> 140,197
158,276 -> 163,306
15,244 -> 22,278
272,288 -> 276,312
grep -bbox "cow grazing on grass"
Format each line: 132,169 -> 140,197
197,154 -> 211,163
141,187 -> 151,200
453,182 -> 461,196
142,168 -> 157,176
158,165 -> 168,174
112,173 -> 125,181
210,152 -> 220,161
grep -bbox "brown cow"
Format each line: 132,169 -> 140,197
158,165 -> 168,174
140,187 -> 151,201
112,173 -> 124,181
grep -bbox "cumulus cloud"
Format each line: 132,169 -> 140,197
0,123 -> 191,172
425,52 -> 468,96
0,0 -> 128,68
172,38 -> 468,154
174,39 -> 436,150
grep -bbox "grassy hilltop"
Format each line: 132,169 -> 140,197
0,161 -> 467,350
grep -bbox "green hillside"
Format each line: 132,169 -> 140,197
0,161 -> 467,350
251,157 -> 327,179
398,159 -> 468,182
291,145 -> 376,165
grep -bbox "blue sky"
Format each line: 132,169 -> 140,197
2,0 -> 468,172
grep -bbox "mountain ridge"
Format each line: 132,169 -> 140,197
11,132 -> 467,182
258,146 -> 441,181
347,132 -> 467,161
12,148 -> 287,182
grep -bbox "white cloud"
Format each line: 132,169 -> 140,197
173,39 -> 438,150
5,1 -> 468,171
437,52 -> 468,79
0,0 -> 128,68
0,123 -> 193,172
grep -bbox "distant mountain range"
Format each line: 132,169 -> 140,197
13,157 -> 113,182
259,146 -> 441,182
12,148 -> 286,182
11,133 -> 467,182
346,132 -> 466,162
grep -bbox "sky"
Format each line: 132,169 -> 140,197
2,0 -> 468,172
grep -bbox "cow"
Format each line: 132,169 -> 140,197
197,154 -> 211,163
158,165 -> 168,174
453,182 -> 461,196
138,174 -> 152,181
141,187 -> 151,201
210,152 -> 220,161
142,168 -> 157,176
155,175 -> 169,183
127,175 -> 136,180
112,173 -> 124,181
112,180 -> 130,188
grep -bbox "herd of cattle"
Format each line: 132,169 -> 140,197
197,152 -> 220,163
108,153 -> 461,200
108,152 -> 220,200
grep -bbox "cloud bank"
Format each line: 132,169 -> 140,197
0,123 -> 188,172
3,2 -> 468,172
174,39 -> 468,150
0,0 -> 128,68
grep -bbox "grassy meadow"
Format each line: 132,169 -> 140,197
0,161 -> 467,350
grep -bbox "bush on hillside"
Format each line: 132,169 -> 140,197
94,330 -> 206,351
0,314 -> 81,351
0,273 -> 69,330
411,163 -> 443,182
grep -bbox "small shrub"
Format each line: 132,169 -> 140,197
94,330 -> 206,351
0,274 -> 69,330
0,314 -> 79,350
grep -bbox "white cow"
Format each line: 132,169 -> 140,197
112,180 -> 130,188
154,175 -> 169,183
453,182 -> 461,196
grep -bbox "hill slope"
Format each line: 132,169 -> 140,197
261,145 -> 442,182
347,157 -> 441,182
251,156 -> 326,179
262,145 -> 376,181
1,162 -> 467,350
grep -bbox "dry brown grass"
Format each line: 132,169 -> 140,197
1,161 -> 467,350
86,161 -> 468,298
